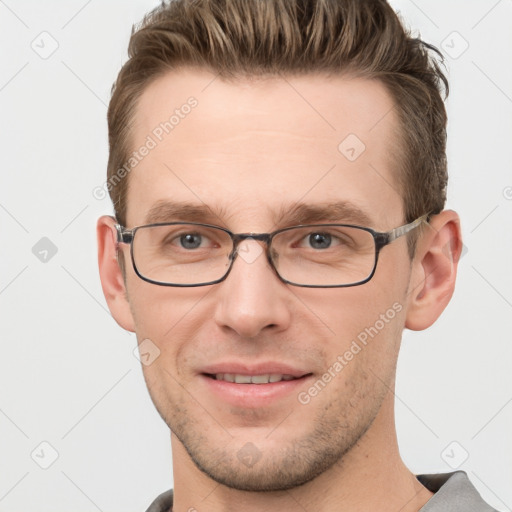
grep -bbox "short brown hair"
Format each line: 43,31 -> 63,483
107,0 -> 448,257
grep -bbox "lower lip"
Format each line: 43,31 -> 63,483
200,374 -> 312,408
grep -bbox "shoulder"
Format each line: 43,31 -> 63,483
145,489 -> 173,512
143,473 -> 502,512
417,471 -> 500,512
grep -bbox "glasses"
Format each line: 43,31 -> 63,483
115,214 -> 428,288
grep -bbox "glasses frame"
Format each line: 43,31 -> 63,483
115,214 -> 429,288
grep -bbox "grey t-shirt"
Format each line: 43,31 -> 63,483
146,471 -> 499,511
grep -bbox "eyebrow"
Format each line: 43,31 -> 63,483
144,200 -> 228,225
143,200 -> 375,229
274,201 -> 374,228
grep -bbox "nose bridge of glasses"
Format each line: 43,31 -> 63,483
231,232 -> 274,266
231,232 -> 273,250
232,232 -> 272,243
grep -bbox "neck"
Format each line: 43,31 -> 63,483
170,391 -> 433,512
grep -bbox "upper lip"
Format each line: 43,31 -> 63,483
200,362 -> 311,378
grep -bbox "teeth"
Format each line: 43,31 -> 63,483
235,374 -> 252,384
214,373 -> 297,384
250,375 -> 270,384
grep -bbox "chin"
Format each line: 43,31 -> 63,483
189,450 -> 336,492
175,417 -> 366,493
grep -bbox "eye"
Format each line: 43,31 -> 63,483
179,233 -> 203,249
308,232 -> 333,249
291,228 -> 354,251
156,225 -> 228,252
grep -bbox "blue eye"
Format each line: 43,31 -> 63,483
180,233 -> 202,249
308,233 -> 332,249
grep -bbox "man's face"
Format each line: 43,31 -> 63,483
120,69 -> 413,490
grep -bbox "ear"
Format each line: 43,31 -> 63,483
97,215 -> 136,332
405,210 -> 463,331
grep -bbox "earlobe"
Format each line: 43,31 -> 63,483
97,215 -> 136,332
405,210 -> 463,331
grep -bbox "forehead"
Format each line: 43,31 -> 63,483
126,68 -> 403,229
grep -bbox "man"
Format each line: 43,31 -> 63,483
97,0 -> 497,510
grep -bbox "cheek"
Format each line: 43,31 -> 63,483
304,280 -> 401,333
301,282 -> 406,377
127,285 -> 202,410
126,279 -> 210,380
300,297 -> 405,417
127,276 -> 203,335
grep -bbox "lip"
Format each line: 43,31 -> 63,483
198,362 -> 313,408
200,362 -> 310,378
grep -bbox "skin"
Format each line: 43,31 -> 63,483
98,68 -> 462,512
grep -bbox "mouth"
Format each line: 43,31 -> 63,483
199,367 -> 313,407
204,373 -> 306,384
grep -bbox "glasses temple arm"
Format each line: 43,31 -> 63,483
387,213 -> 429,243
115,224 -> 133,244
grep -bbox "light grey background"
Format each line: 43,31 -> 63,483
1,0 -> 511,510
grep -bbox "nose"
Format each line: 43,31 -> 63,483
213,238 -> 292,339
